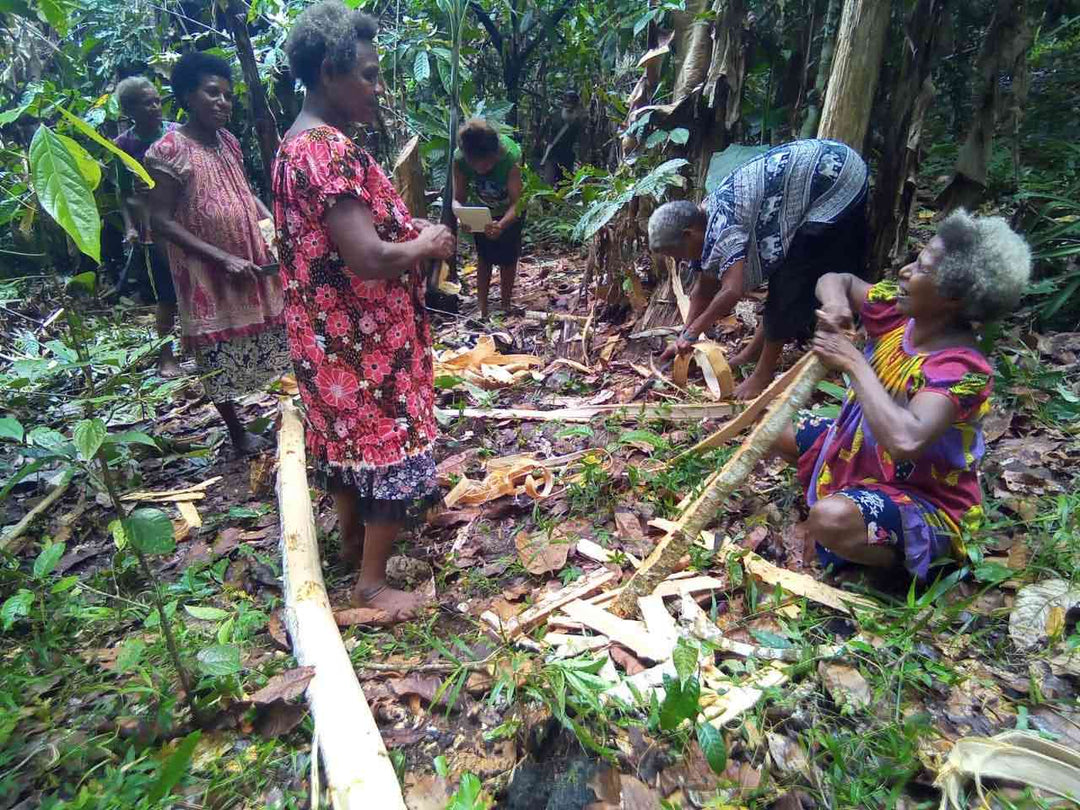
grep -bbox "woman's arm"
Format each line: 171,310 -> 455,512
661,261 -> 746,359
686,260 -> 746,338
812,326 -> 958,460
815,272 -> 872,330
325,197 -> 454,280
147,170 -> 258,276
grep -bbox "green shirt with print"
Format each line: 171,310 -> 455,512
454,135 -> 521,217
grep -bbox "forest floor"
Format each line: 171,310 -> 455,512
1,244 -> 1079,810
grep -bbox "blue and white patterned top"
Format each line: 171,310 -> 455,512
693,139 -> 868,290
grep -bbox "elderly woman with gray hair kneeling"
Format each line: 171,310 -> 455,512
770,210 -> 1031,579
649,139 -> 869,399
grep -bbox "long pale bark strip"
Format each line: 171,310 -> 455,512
667,352 -> 815,467
610,357 -> 827,617
0,479 -> 71,555
277,401 -> 406,810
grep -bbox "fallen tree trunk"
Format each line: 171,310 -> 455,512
610,357 -> 826,617
0,478 -> 71,555
277,400 -> 406,810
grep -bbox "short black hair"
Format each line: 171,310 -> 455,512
285,0 -> 378,89
170,51 -> 233,108
458,118 -> 499,159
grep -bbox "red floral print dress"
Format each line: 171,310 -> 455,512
273,126 -> 438,518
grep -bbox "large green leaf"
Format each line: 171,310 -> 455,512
148,731 -> 202,803
32,542 -> 66,579
184,605 -> 230,621
414,51 -> 431,83
196,644 -> 242,677
29,125 -> 101,263
57,108 -> 155,189
124,508 -> 175,555
659,674 -> 700,731
0,82 -> 43,126
55,132 -> 102,191
672,637 -> 699,686
36,0 -> 71,35
1,589 -> 34,631
705,144 -> 770,193
696,721 -> 727,774
0,417 -> 24,443
73,418 -> 107,460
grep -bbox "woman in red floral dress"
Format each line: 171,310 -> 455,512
274,2 -> 454,618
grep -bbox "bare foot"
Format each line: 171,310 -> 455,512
733,374 -> 771,400
351,583 -> 428,621
157,356 -> 182,378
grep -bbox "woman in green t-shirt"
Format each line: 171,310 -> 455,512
453,118 -> 523,319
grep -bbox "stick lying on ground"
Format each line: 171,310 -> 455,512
0,478 -> 72,555
437,401 -> 736,424
277,400 -> 406,810
610,357 -> 828,617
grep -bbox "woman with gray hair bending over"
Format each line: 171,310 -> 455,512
770,210 -> 1031,579
649,139 -> 868,399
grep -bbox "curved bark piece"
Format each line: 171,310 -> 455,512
277,400 -> 406,810
610,357 -> 827,617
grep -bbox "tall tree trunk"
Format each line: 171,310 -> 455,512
936,0 -> 1032,213
225,0 -> 279,192
815,0 -> 890,151
799,0 -> 841,138
867,0 -> 948,273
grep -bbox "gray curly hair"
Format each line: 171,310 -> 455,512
648,200 -> 706,254
934,209 -> 1032,322
115,76 -> 155,116
284,0 -> 378,89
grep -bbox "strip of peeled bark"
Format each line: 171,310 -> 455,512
277,401 -> 406,810
610,357 -> 827,617
392,135 -> 426,218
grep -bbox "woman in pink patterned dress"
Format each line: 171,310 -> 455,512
146,52 -> 289,455
274,2 -> 454,618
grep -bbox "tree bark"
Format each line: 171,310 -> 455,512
936,0 -> 1032,213
815,0 -> 891,151
867,0 -> 948,273
799,0 -> 841,138
225,0 -> 280,192
391,135 -> 426,218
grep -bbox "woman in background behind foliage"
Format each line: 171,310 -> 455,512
113,76 -> 181,376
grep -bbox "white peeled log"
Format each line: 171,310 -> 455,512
277,400 -> 406,810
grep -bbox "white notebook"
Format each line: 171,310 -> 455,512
452,201 -> 493,233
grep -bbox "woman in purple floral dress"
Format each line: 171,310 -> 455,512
274,1 -> 454,618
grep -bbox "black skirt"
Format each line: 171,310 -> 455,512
473,217 -> 525,266
762,193 -> 868,343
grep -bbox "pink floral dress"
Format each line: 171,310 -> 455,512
272,125 -> 438,519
